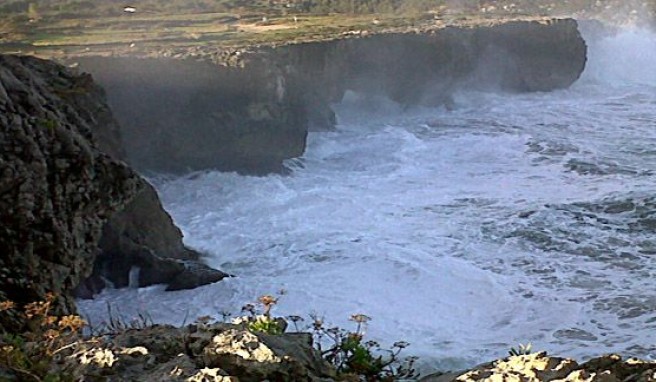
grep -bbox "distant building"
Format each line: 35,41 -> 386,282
123,6 -> 137,13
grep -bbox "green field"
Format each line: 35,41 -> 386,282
0,0 -> 653,58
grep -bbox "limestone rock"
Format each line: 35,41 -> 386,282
421,353 -> 656,382
76,57 -> 308,175
0,53 -> 226,320
63,63 -> 229,296
454,352 -> 578,381
82,180 -> 228,294
60,323 -> 336,381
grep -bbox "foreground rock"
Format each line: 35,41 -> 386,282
421,352 -> 656,382
55,323 -> 336,381
0,54 -> 227,323
76,18 -> 586,175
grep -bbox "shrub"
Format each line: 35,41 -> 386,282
509,343 -> 533,357
0,293 -> 86,381
234,293 -> 419,380
310,313 -> 418,381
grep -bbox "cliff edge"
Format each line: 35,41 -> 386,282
76,18 -> 587,175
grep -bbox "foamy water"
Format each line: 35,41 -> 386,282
78,28 -> 656,372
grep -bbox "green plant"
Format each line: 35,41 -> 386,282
248,315 -> 284,335
234,293 -> 287,335
227,294 -> 419,380
310,313 -> 418,381
509,343 -> 533,356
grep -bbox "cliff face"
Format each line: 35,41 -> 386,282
0,55 -> 227,328
77,57 -> 308,175
0,55 -> 141,326
77,19 -> 586,175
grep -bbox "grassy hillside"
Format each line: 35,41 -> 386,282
0,0 -> 624,18
0,1 -> 653,58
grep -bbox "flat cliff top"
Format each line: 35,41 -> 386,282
0,0 -> 653,64
1,12 -> 554,62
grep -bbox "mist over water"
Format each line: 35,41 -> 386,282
79,28 -> 656,371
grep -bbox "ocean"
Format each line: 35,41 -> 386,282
78,26 -> 656,372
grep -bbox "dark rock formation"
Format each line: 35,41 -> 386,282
76,18 -> 586,175
0,54 -> 141,327
0,54 -> 227,322
77,179 -> 228,297
76,57 -> 308,175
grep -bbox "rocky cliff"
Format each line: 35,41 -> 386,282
0,55 -> 141,328
76,18 -> 586,175
0,55 -> 227,329
0,17 -> 586,325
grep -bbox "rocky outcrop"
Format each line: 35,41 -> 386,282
55,323 -> 336,381
60,60 -> 228,296
76,18 -> 586,175
421,352 -> 656,382
77,180 -> 229,296
0,54 -> 141,327
0,54 -> 228,324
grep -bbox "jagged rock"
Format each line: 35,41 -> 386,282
75,18 -> 586,175
166,261 -> 230,292
58,323 -> 336,381
199,328 -> 335,381
87,180 -> 228,293
0,53 -> 227,317
420,353 -> 656,382
455,352 -> 579,381
0,54 -> 141,328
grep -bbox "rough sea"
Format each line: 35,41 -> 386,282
78,26 -> 656,372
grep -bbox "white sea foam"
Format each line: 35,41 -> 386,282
78,28 -> 656,371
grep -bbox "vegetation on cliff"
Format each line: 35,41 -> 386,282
2,0 -> 655,18
0,0 -> 652,59
0,294 -> 417,381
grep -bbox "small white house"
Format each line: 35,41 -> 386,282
123,6 -> 137,13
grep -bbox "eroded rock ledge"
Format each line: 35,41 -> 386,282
76,18 -> 586,175
0,55 -> 227,328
